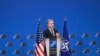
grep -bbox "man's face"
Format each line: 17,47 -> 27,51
47,21 -> 54,29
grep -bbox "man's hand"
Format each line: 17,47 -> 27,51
56,33 -> 59,38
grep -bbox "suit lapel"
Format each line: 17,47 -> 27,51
47,28 -> 55,37
47,28 -> 53,37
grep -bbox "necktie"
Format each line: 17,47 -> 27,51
51,29 -> 55,37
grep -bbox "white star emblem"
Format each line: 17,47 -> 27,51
61,40 -> 69,52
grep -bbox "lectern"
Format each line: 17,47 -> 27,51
45,37 -> 61,56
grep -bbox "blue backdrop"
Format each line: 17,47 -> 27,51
0,0 -> 100,56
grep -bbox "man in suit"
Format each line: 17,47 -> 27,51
43,19 -> 59,38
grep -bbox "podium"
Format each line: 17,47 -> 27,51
45,37 -> 61,56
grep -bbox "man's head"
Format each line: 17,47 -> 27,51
47,19 -> 54,29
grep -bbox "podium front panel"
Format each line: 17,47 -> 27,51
49,38 -> 57,56
45,37 -> 61,56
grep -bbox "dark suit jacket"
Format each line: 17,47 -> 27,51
43,28 -> 58,38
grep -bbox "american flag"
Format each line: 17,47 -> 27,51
35,19 -> 45,56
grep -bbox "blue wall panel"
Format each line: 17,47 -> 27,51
0,0 -> 100,56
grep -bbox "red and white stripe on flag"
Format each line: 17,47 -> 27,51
35,41 -> 45,56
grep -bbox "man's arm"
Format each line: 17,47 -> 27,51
43,30 -> 47,38
54,29 -> 60,38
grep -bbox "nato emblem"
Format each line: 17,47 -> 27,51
61,40 -> 69,52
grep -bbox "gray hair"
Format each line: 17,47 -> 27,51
47,19 -> 54,24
